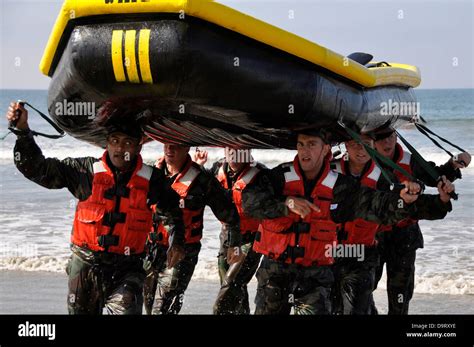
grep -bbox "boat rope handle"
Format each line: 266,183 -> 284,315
3,100 -> 65,140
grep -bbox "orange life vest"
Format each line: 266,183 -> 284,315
72,152 -> 153,255
389,143 -> 418,229
152,156 -> 204,246
253,156 -> 339,267
332,158 -> 382,246
217,163 -> 261,234
393,143 -> 413,183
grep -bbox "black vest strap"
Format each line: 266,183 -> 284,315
97,235 -> 119,248
277,245 -> 305,262
102,212 -> 126,226
284,222 -> 310,234
104,186 -> 130,200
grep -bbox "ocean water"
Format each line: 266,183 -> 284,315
0,89 -> 473,296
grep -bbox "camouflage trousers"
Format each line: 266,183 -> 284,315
331,246 -> 379,315
255,257 -> 334,315
213,232 -> 261,315
143,242 -> 201,315
66,246 -> 145,315
373,225 -> 422,315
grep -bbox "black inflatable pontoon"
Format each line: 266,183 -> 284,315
41,0 -> 421,148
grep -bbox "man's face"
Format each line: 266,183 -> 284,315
345,135 -> 374,167
296,134 -> 330,174
106,133 -> 141,169
164,144 -> 190,166
374,132 -> 397,159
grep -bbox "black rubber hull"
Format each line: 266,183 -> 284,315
48,14 -> 417,148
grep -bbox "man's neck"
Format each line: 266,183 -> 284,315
166,157 -> 188,176
348,161 -> 365,177
106,154 -> 136,173
303,162 -> 324,181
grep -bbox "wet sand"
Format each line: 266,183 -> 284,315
0,270 -> 473,314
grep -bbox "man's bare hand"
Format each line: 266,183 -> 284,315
438,176 -> 455,203
167,244 -> 185,269
452,152 -> 471,169
285,196 -> 320,218
226,246 -> 244,265
399,181 -> 421,204
6,101 -> 29,131
154,155 -> 165,168
193,148 -> 208,166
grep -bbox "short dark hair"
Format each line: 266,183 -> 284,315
296,128 -> 331,144
372,127 -> 396,141
105,122 -> 143,140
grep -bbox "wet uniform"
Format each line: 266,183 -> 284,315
14,134 -> 184,314
331,158 -> 397,314
242,156 -> 451,315
373,143 -> 460,314
143,155 -> 241,315
211,160 -> 266,315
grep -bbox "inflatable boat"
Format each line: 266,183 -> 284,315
41,0 -> 421,148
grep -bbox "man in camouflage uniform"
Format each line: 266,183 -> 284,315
7,101 -> 185,314
143,144 -> 242,315
330,133 -> 455,314
241,129 -> 454,315
372,128 -> 470,314
196,148 -> 266,314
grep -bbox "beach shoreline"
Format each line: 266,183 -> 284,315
0,270 -> 472,315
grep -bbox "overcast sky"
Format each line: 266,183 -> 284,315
1,0 -> 472,89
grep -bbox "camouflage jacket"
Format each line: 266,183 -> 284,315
242,159 -> 452,225
390,144 -> 461,186
156,156 -> 241,247
13,135 -> 186,247
379,144 -> 460,248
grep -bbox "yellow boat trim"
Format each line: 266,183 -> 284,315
111,30 -> 126,82
138,29 -> 153,84
124,30 -> 140,83
40,0 -> 420,88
